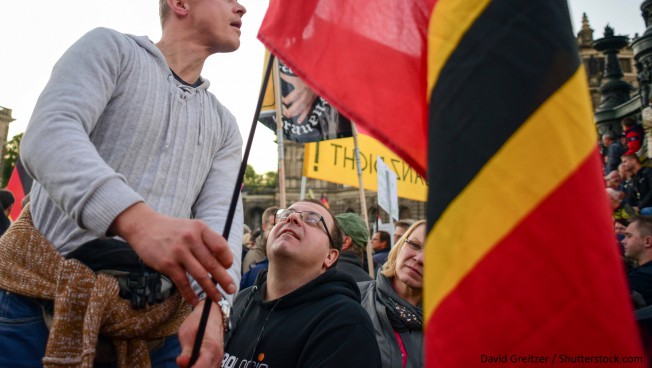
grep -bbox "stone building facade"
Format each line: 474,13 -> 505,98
578,1 -> 652,140
577,13 -> 638,111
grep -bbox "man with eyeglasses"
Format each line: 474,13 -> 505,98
220,200 -> 381,367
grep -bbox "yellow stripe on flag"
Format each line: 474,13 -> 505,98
424,68 -> 596,322
427,0 -> 491,100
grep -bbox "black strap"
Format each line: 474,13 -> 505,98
66,238 -> 174,309
66,238 -> 142,272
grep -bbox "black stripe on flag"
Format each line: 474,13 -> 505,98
427,0 -> 580,227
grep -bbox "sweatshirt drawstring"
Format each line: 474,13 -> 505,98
164,74 -> 183,151
224,285 -> 280,364
248,298 -> 280,363
225,286 -> 257,348
198,93 -> 204,145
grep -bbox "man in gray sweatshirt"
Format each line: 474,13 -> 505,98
0,0 -> 247,367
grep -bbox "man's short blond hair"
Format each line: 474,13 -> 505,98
159,0 -> 170,28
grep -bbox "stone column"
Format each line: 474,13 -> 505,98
634,0 -> 652,157
593,26 -> 634,135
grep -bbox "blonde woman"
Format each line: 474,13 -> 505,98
358,220 -> 425,368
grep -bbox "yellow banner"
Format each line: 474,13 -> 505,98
303,134 -> 428,202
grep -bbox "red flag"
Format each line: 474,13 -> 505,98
6,157 -> 32,220
258,0 -> 433,176
259,0 -> 646,366
320,193 -> 330,209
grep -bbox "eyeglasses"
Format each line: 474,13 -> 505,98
404,238 -> 424,253
275,208 -> 335,248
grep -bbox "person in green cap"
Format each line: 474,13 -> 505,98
335,212 -> 373,282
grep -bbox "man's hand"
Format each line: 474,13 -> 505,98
280,73 -> 318,124
110,202 -> 235,304
177,299 -> 224,368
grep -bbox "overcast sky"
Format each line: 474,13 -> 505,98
0,0 -> 645,173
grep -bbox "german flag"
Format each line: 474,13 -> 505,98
259,0 -> 645,365
425,0 -> 643,364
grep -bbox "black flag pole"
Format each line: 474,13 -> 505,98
189,52 -> 276,367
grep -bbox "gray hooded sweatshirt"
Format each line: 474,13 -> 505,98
21,27 -> 244,293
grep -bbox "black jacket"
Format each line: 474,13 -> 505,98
225,268 -> 381,367
635,166 -> 652,208
606,142 -> 626,173
629,261 -> 652,307
336,252 -> 373,282
359,274 -> 423,368
0,205 -> 9,237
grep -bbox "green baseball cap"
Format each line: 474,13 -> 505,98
335,213 -> 369,250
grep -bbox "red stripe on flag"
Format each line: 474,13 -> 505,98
426,151 -> 644,366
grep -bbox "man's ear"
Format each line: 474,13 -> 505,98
341,236 -> 352,251
168,0 -> 189,16
324,249 -> 339,269
645,236 -> 652,248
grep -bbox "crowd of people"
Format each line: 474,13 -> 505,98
237,205 -> 424,367
601,116 -> 652,312
602,117 -> 647,222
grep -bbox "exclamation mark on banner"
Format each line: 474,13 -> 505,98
313,142 -> 320,172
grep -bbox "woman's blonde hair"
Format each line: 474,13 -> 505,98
381,220 -> 426,278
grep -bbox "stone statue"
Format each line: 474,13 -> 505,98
588,55 -> 599,76
639,59 -> 652,108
